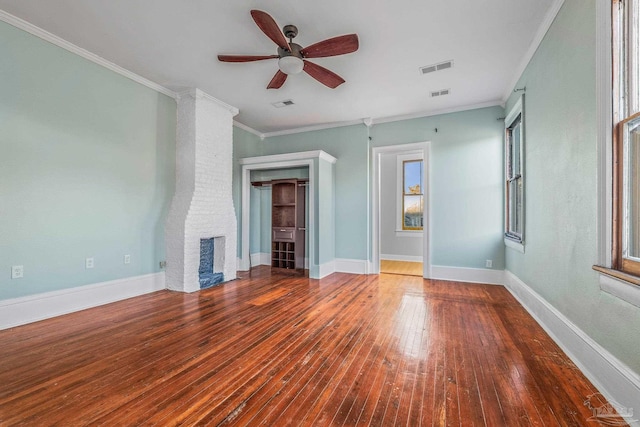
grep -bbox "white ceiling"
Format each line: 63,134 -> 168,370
0,0 -> 559,135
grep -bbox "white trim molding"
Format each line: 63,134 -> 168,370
0,273 -> 166,330
596,0 -> 614,267
0,9 -> 176,99
504,270 -> 640,424
504,238 -> 525,253
259,100 -> 503,139
262,119 -> 366,139
250,252 -> 272,267
395,230 -> 422,238
177,88 -> 238,116
599,274 -> 640,309
502,0 -> 566,101
335,258 -> 369,275
373,100 -> 504,126
431,266 -> 504,285
240,150 -> 337,166
318,261 -> 336,279
380,254 -> 424,263
233,121 -> 264,139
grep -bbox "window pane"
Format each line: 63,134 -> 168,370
508,178 -> 523,238
512,121 -> 521,176
403,195 -> 423,229
404,161 -> 422,194
626,119 -> 640,258
629,0 -> 640,115
516,177 -> 524,235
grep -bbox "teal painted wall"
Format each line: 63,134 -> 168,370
0,21 -> 176,300
260,126 -> 370,261
372,106 -> 505,269
232,126 -> 263,257
504,0 -> 640,374
317,157 -> 336,265
234,106 -> 505,269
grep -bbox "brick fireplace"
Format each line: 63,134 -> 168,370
165,89 -> 238,293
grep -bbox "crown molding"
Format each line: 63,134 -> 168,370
177,88 -> 238,116
501,0 -> 566,102
233,121 -> 264,139
255,100 -> 503,139
261,119 -> 366,139
372,100 -> 504,126
0,9 -> 177,99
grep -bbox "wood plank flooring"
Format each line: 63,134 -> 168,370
0,266 -> 624,426
380,260 -> 423,277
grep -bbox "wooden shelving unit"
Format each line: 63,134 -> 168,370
271,241 -> 295,269
270,179 -> 306,272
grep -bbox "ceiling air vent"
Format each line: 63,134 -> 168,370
420,60 -> 454,75
430,88 -> 450,97
272,99 -> 295,108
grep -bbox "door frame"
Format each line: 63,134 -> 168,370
371,142 -> 431,278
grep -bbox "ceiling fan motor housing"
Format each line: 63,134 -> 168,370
278,43 -> 303,59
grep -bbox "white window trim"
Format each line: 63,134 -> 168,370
505,237 -> 525,253
395,151 -> 424,236
595,0 -> 640,306
504,96 -> 525,251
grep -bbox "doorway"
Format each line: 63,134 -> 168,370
372,142 -> 431,278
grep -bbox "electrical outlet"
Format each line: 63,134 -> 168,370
485,259 -> 493,268
85,257 -> 94,269
11,265 -> 24,279
124,254 -> 131,264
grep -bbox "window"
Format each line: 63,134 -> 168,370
613,0 -> 640,276
505,97 -> 524,245
401,159 -> 424,230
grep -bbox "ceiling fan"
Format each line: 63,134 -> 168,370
218,10 -> 359,89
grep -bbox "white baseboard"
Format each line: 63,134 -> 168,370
380,254 -> 423,262
431,265 -> 504,285
250,252 -> 271,267
504,270 -> 640,425
335,258 -> 369,275
0,272 -> 166,330
318,261 -> 336,279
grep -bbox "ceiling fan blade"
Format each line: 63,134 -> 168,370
250,10 -> 290,51
303,60 -> 345,89
301,34 -> 359,58
218,54 -> 279,63
267,70 -> 288,89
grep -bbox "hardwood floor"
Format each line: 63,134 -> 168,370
0,267 -> 623,426
380,260 -> 423,277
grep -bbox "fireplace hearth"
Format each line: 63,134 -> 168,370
199,237 -> 224,289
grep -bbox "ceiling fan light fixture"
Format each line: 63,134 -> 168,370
278,56 -> 304,75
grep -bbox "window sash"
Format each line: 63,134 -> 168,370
402,160 -> 423,231
505,113 -> 523,241
613,0 -> 640,277
619,112 -> 640,274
